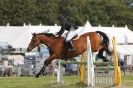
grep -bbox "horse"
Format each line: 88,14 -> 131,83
27,31 -> 112,78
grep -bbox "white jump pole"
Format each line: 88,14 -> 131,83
57,60 -> 61,83
57,60 -> 64,83
87,37 -> 95,87
57,37 -> 95,86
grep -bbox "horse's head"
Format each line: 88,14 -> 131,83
27,32 -> 56,52
27,33 -> 40,52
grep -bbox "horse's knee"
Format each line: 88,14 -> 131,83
44,59 -> 51,66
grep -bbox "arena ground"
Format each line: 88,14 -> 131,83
0,74 -> 133,88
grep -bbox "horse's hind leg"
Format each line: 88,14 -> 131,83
104,46 -> 113,56
35,54 -> 57,78
97,48 -> 108,62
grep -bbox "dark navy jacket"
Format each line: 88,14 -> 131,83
57,20 -> 78,36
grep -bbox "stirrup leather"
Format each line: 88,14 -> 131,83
68,40 -> 76,51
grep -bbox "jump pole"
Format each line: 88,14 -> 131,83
112,37 -> 121,87
80,36 -> 94,86
57,60 -> 61,83
57,60 -> 64,83
80,52 -> 86,84
87,36 -> 95,87
80,36 -> 121,87
56,36 -> 96,86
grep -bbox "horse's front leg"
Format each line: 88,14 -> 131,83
35,54 -> 57,78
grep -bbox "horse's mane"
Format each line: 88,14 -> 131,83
38,33 -> 55,37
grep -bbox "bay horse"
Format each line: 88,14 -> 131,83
27,31 -> 112,78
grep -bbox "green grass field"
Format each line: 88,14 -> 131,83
122,74 -> 133,87
0,75 -> 133,88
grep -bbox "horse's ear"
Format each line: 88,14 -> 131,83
32,33 -> 36,37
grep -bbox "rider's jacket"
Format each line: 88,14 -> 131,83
57,20 -> 78,36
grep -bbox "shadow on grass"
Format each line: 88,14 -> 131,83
43,82 -> 88,88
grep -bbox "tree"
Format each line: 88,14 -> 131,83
0,0 -> 132,30
35,0 -> 59,25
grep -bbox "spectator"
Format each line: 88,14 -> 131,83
65,64 -> 72,75
2,67 -> 6,77
7,63 -> 13,77
71,63 -> 78,75
32,68 -> 37,76
119,59 -> 126,75
15,64 -> 21,77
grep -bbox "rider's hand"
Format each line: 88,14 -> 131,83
55,34 -> 59,37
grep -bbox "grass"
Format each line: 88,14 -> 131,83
0,76 -> 81,88
0,76 -> 56,88
0,74 -> 133,88
122,74 -> 133,87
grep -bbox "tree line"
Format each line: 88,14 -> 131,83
0,0 -> 132,30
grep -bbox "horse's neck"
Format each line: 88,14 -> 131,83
39,35 -> 56,48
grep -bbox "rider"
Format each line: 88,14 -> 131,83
55,16 -> 79,51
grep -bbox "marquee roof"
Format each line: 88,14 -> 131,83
0,21 -> 133,55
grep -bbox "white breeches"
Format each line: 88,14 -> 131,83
66,27 -> 78,42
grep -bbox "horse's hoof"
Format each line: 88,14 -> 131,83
35,75 -> 39,78
103,59 -> 109,62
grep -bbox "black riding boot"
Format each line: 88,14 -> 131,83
67,40 -> 76,51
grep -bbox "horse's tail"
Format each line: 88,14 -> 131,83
96,31 -> 112,55
96,31 -> 109,46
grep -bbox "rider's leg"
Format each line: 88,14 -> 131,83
68,40 -> 76,51
65,27 -> 77,51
